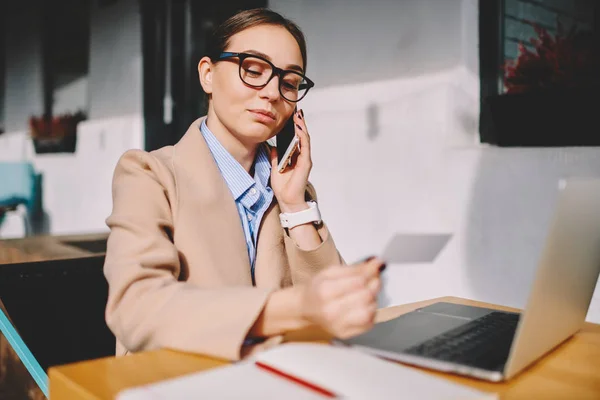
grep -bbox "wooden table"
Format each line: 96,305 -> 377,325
0,233 -> 107,265
48,296 -> 600,399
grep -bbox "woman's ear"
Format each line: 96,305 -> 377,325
198,56 -> 214,94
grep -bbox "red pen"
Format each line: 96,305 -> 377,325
255,361 -> 339,398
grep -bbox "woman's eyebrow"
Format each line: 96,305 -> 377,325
243,49 -> 304,73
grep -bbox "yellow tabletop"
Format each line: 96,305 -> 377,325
49,296 -> 600,399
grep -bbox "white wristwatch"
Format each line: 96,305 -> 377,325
279,201 -> 322,229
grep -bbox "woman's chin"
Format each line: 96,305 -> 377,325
243,126 -> 274,144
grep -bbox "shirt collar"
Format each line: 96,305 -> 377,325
200,119 -> 271,200
253,144 -> 271,191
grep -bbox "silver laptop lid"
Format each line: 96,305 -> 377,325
504,178 -> 600,379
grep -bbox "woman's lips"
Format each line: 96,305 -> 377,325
249,109 -> 276,124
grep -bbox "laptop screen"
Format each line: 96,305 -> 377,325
0,299 -> 47,399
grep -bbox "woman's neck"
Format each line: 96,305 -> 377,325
205,109 -> 257,173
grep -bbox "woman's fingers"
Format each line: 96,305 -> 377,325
294,110 -> 311,163
320,257 -> 384,280
335,289 -> 378,334
319,273 -> 373,300
338,286 -> 377,312
309,258 -> 385,338
295,109 -> 310,145
367,274 -> 381,295
359,257 -> 386,282
269,146 -> 278,169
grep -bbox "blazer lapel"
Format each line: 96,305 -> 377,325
172,117 -> 252,285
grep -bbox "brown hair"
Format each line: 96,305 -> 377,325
207,8 -> 308,70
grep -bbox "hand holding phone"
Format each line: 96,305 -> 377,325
275,108 -> 300,173
268,108 -> 314,213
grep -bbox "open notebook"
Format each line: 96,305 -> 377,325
117,343 -> 497,399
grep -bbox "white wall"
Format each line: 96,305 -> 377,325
271,0 -> 600,323
277,0 -> 464,88
0,0 -> 144,236
0,117 -> 143,237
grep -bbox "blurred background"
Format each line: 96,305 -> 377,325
0,0 -> 599,321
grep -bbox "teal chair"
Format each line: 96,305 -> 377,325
0,162 -> 43,235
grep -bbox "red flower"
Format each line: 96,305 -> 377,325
503,20 -> 600,94
28,111 -> 87,139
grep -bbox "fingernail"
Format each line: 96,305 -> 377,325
295,123 -> 303,131
300,109 -> 304,118
379,263 -> 387,273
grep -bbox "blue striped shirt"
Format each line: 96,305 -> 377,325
200,120 -> 274,283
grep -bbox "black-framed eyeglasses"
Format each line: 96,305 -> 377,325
217,52 -> 314,102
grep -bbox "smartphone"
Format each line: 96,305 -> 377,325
275,109 -> 300,173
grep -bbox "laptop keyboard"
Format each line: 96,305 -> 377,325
404,311 -> 520,372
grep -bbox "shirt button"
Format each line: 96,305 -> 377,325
247,214 -> 253,221
250,188 -> 257,196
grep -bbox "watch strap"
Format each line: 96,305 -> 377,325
279,201 -> 322,229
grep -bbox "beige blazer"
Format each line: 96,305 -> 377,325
103,117 -> 343,361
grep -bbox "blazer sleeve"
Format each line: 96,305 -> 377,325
283,182 -> 346,284
103,150 -> 275,361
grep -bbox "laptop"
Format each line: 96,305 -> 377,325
336,178 -> 600,382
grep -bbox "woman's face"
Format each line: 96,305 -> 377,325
204,24 -> 304,146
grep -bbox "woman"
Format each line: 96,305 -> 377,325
103,8 -> 385,361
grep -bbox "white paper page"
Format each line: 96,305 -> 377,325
253,343 -> 497,400
116,362 -> 329,400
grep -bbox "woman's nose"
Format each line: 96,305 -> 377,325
259,75 -> 281,101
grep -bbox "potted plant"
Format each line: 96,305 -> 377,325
29,111 -> 86,154
481,21 -> 600,147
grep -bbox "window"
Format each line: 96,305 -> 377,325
502,0 -> 596,92
0,2 -> 5,134
141,0 -> 267,151
478,0 -> 599,146
43,0 -> 91,118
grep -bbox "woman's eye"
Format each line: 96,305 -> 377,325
244,69 -> 262,76
282,82 -> 297,90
